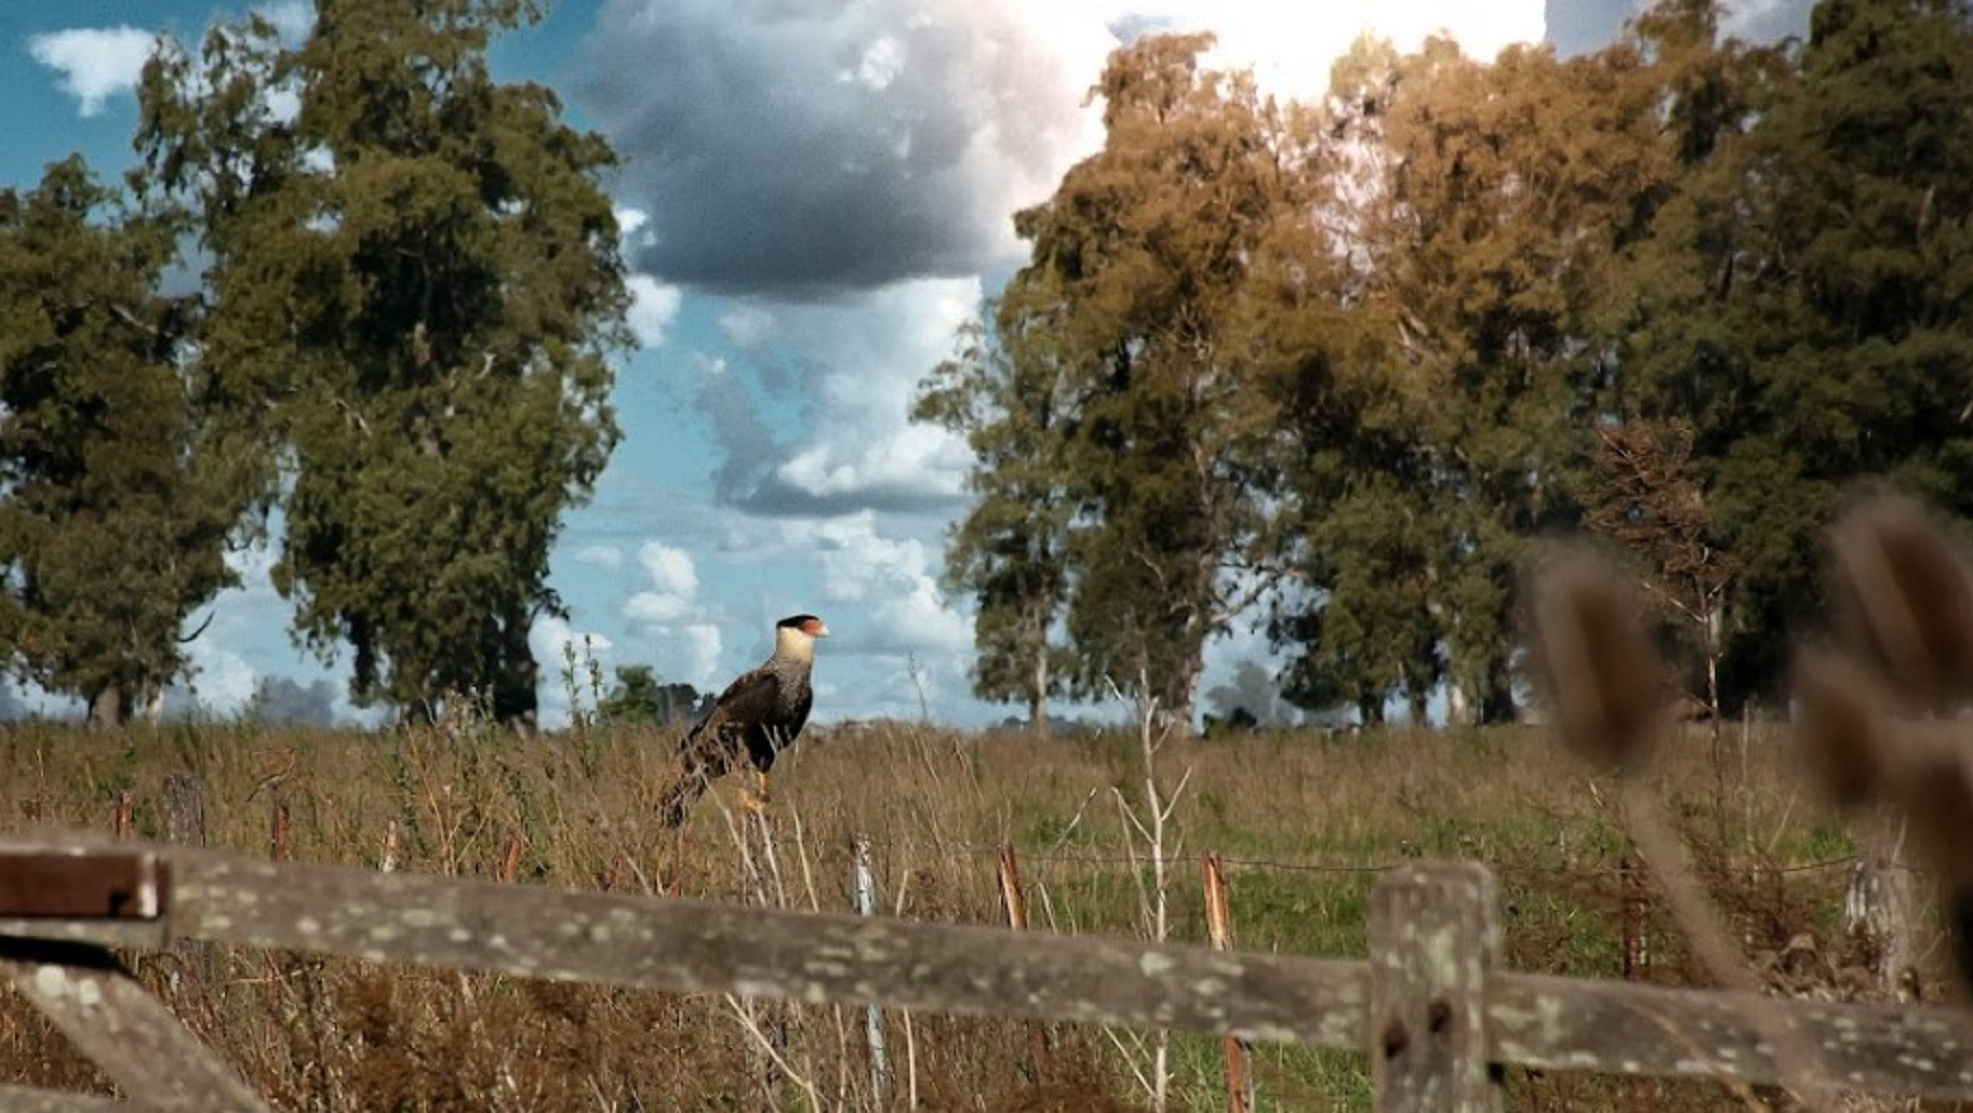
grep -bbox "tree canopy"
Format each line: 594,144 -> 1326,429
3,0 -> 1969,730
928,33 -> 1336,727
133,0 -> 630,725
921,0 -> 1973,727
0,157 -> 248,726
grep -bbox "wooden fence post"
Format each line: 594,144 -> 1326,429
1621,853 -> 1648,981
853,833 -> 889,1107
269,798 -> 291,863
499,832 -> 525,883
1203,853 -> 1254,1113
998,843 -> 1053,1083
1369,862 -> 1501,1113
161,771 -> 205,848
111,791 -> 133,841
996,844 -> 1029,932
379,817 -> 401,873
160,771 -> 213,994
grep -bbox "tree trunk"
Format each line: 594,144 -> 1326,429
1479,657 -> 1518,724
1446,682 -> 1472,727
1028,646 -> 1050,737
1168,659 -> 1199,738
1169,643 -> 1203,738
493,604 -> 540,733
90,686 -> 126,730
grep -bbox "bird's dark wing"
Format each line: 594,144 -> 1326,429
681,665 -> 782,764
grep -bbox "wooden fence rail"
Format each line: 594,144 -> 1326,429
4,830 -> 1973,1110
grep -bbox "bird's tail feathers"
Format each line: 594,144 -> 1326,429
658,771 -> 708,829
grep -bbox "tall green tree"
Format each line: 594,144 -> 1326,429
999,33 -> 1316,727
1337,35 -> 1673,722
1257,38 -> 1446,724
913,313 -> 1074,733
1614,0 -> 1973,706
0,157 -> 248,726
135,0 -> 630,725
1275,476 -> 1442,724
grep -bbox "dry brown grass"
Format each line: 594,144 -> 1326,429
0,714 -> 1952,1111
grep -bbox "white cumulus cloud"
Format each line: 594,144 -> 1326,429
627,273 -> 683,348
531,613 -> 615,668
637,541 -> 698,597
573,543 -> 624,570
29,27 -> 156,117
703,277 -> 981,516
656,622 -> 725,690
618,541 -> 725,688
1123,0 -> 1545,105
182,642 -> 260,717
792,511 -> 968,654
257,0 -> 317,44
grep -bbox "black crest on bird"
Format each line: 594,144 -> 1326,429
659,614 -> 827,827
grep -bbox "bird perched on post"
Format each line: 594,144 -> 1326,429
659,614 -> 827,827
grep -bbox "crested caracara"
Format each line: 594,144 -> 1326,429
660,613 -> 827,826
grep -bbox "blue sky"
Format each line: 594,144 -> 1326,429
1,0 -> 1812,728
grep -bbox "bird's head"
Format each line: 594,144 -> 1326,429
774,613 -> 829,661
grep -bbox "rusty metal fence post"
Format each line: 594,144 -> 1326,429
1203,852 -> 1254,1113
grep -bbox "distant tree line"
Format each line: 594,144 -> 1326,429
0,0 -> 629,727
916,0 -> 1973,730
597,664 -> 714,727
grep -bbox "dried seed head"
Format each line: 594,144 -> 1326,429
1527,551 -> 1668,774
1948,883 -> 1973,1002
1892,732 -> 1973,887
1828,494 -> 1973,712
1789,647 -> 1891,810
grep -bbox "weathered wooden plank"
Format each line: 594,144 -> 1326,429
1488,972 -> 1973,1100
157,844 -> 1371,1048
5,832 -> 1973,1102
1370,862 -> 1503,1112
0,1083 -> 130,1112
0,843 -> 169,948
0,850 -> 165,920
0,940 -> 270,1112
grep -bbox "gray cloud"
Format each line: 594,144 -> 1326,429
1545,0 -> 1812,57
1722,0 -> 1813,44
684,281 -> 977,516
688,356 -> 794,509
246,675 -> 341,726
696,359 -> 961,517
576,0 -> 1104,300
738,474 -> 964,518
1545,0 -> 1630,57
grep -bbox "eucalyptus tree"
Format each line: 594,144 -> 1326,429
913,312 -> 1075,732
993,32 -> 1325,728
135,0 -> 630,725
1612,0 -> 1973,705
0,157 -> 247,726
1334,34 -> 1673,722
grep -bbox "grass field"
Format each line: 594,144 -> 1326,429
0,714 -> 1947,1111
